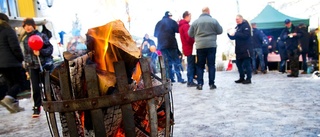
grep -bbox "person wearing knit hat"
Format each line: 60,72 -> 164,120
0,13 -> 9,22
164,11 -> 172,17
154,11 -> 187,84
0,13 -> 25,113
21,17 -> 54,118
22,18 -> 36,29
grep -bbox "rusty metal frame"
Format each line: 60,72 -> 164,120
42,83 -> 170,113
42,53 -> 173,137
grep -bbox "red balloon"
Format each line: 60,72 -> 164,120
28,35 -> 43,50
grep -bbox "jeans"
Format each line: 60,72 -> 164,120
252,48 -> 265,72
196,47 -> 216,85
160,49 -> 184,82
187,55 -> 196,83
236,57 -> 252,80
279,59 -> 287,72
263,52 -> 268,70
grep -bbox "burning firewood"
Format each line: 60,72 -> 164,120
86,20 -> 140,95
46,20 -> 173,137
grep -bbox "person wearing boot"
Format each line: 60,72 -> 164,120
0,13 -> 25,113
179,11 -> 197,87
279,19 -> 303,77
227,15 -> 253,84
188,7 -> 223,90
20,18 -> 54,118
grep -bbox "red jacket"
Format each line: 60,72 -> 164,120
178,19 -> 194,56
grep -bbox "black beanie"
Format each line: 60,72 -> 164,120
22,18 -> 36,29
165,11 -> 172,17
0,13 -> 9,22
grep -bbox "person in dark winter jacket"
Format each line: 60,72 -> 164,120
178,11 -> 197,87
227,14 -> 253,84
21,18 -> 54,118
261,34 -> 269,71
0,13 -> 25,113
276,38 -> 288,73
154,11 -> 186,83
279,19 -> 303,77
188,7 -> 223,90
251,23 -> 266,74
298,23 -> 310,74
309,28 -> 319,61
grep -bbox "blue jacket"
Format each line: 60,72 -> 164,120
227,20 -> 253,59
21,30 -> 53,69
277,39 -> 288,60
252,28 -> 265,49
154,16 -> 179,50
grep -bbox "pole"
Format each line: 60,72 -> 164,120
37,55 -> 43,72
236,0 -> 240,14
316,17 -> 320,71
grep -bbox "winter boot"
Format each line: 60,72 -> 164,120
196,84 -> 203,90
32,106 -> 41,118
242,79 -> 252,84
0,95 -> 25,113
234,78 -> 245,83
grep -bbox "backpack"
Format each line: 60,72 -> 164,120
41,24 -> 52,39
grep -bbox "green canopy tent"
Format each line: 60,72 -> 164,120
250,5 -> 311,70
251,4 -> 309,29
251,5 -> 310,39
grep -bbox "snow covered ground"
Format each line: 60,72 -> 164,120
1,70 -> 320,137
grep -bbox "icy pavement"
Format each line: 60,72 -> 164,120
172,71 -> 320,137
0,71 -> 320,137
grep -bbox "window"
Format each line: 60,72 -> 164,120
0,0 -> 19,17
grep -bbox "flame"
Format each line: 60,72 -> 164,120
113,127 -> 125,137
103,22 -> 113,63
86,20 -> 140,73
132,62 -> 142,84
87,22 -> 117,72
86,20 -> 141,95
80,111 -> 85,131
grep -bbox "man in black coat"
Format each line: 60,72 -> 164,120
0,13 -> 25,113
279,19 -> 303,77
227,15 -> 253,84
309,28 -> 319,61
154,11 -> 186,83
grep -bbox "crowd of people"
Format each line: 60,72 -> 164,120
0,13 -> 54,118
1,6 -> 319,117
140,7 -> 319,90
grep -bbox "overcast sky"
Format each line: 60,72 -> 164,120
37,0 -> 319,60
